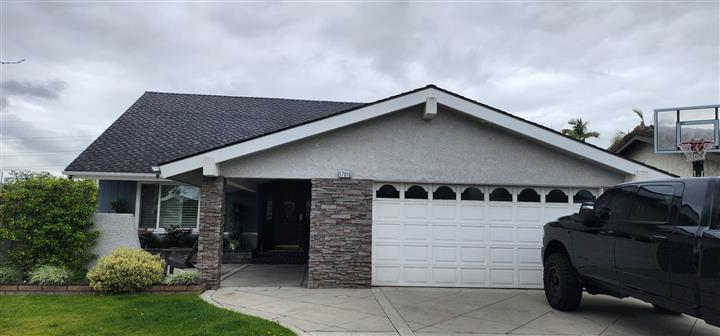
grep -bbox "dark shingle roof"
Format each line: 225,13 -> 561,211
65,92 -> 365,173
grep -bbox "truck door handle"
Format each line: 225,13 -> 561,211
600,230 -> 615,235
650,235 -> 668,241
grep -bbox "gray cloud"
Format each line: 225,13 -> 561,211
1,79 -> 67,100
0,2 -> 718,172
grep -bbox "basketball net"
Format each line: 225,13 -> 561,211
678,139 -> 714,162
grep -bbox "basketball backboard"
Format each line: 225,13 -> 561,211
654,105 -> 720,154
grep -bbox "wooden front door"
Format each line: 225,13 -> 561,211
262,181 -> 310,250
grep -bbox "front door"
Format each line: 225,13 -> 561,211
262,181 -> 310,250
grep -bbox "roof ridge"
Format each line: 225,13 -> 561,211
144,91 -> 365,105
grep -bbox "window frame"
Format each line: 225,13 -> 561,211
432,185 -> 457,201
375,184 -> 401,199
135,181 -> 201,232
489,187 -> 513,202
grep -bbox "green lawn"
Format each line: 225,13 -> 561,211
0,294 -> 295,336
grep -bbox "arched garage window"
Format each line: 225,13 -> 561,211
518,188 -> 540,202
573,190 -> 596,203
489,188 -> 512,202
461,187 -> 484,201
546,189 -> 569,203
376,184 -> 399,199
433,186 -> 456,200
405,185 -> 428,199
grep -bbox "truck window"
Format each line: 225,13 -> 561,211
627,185 -> 675,224
595,186 -> 635,221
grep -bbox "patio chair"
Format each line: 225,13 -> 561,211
166,240 -> 198,274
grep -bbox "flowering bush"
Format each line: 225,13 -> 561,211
87,248 -> 165,293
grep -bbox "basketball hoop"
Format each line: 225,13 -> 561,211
678,139 -> 714,162
678,138 -> 714,177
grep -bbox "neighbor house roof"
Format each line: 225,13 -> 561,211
65,85 -> 676,179
65,93 -> 364,174
608,125 -> 654,154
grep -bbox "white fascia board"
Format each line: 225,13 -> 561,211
159,89 -> 430,177
62,171 -> 169,182
158,87 -> 673,179
431,90 -> 674,178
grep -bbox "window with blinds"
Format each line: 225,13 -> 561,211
138,184 -> 200,229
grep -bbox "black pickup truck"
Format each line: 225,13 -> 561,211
542,177 -> 719,327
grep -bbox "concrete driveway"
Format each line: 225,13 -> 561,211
203,286 -> 718,336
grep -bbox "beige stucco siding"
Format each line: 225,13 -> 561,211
219,106 -> 625,187
623,141 -> 720,177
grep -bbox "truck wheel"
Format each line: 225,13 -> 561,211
544,253 -> 582,311
652,304 -> 681,315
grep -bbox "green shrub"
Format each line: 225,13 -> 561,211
28,265 -> 71,285
0,265 -> 22,284
87,248 -> 165,293
0,171 -> 99,272
164,270 -> 201,285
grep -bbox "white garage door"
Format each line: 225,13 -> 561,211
371,183 -> 599,288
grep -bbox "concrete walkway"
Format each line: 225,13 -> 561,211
203,285 -> 718,336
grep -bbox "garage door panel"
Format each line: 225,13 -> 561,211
374,202 -> 403,220
375,244 -> 402,262
432,224 -> 458,241
518,248 -> 542,265
459,204 -> 486,221
373,223 -> 402,240
461,247 -> 486,263
489,227 -> 515,242
489,269 -> 515,286
403,203 -> 429,219
432,246 -> 457,262
488,205 -> 514,221
517,227 -> 542,244
515,206 -> 542,223
461,268 -> 487,285
375,266 -> 401,283
489,247 -> 515,264
373,183 -> 589,288
460,226 -> 485,242
431,204 -> 458,220
403,224 -> 430,240
518,269 -> 543,287
403,245 -> 429,262
404,267 -> 430,284
432,268 -> 458,284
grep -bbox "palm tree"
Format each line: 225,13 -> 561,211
633,107 -> 645,126
561,118 -> 600,142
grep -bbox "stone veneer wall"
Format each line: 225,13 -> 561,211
197,176 -> 225,289
308,178 -> 373,288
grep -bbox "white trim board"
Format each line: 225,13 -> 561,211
63,171 -> 170,182
158,86 -> 674,180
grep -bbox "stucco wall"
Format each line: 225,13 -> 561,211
89,213 -> 141,267
622,142 -> 720,177
220,106 -> 625,187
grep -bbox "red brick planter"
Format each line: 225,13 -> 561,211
0,283 -> 205,295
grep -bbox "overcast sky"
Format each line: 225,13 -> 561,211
1,2 -> 718,174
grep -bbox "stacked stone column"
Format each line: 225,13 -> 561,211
308,178 -> 373,288
197,176 -> 225,289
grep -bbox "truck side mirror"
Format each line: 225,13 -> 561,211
577,202 -> 596,223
